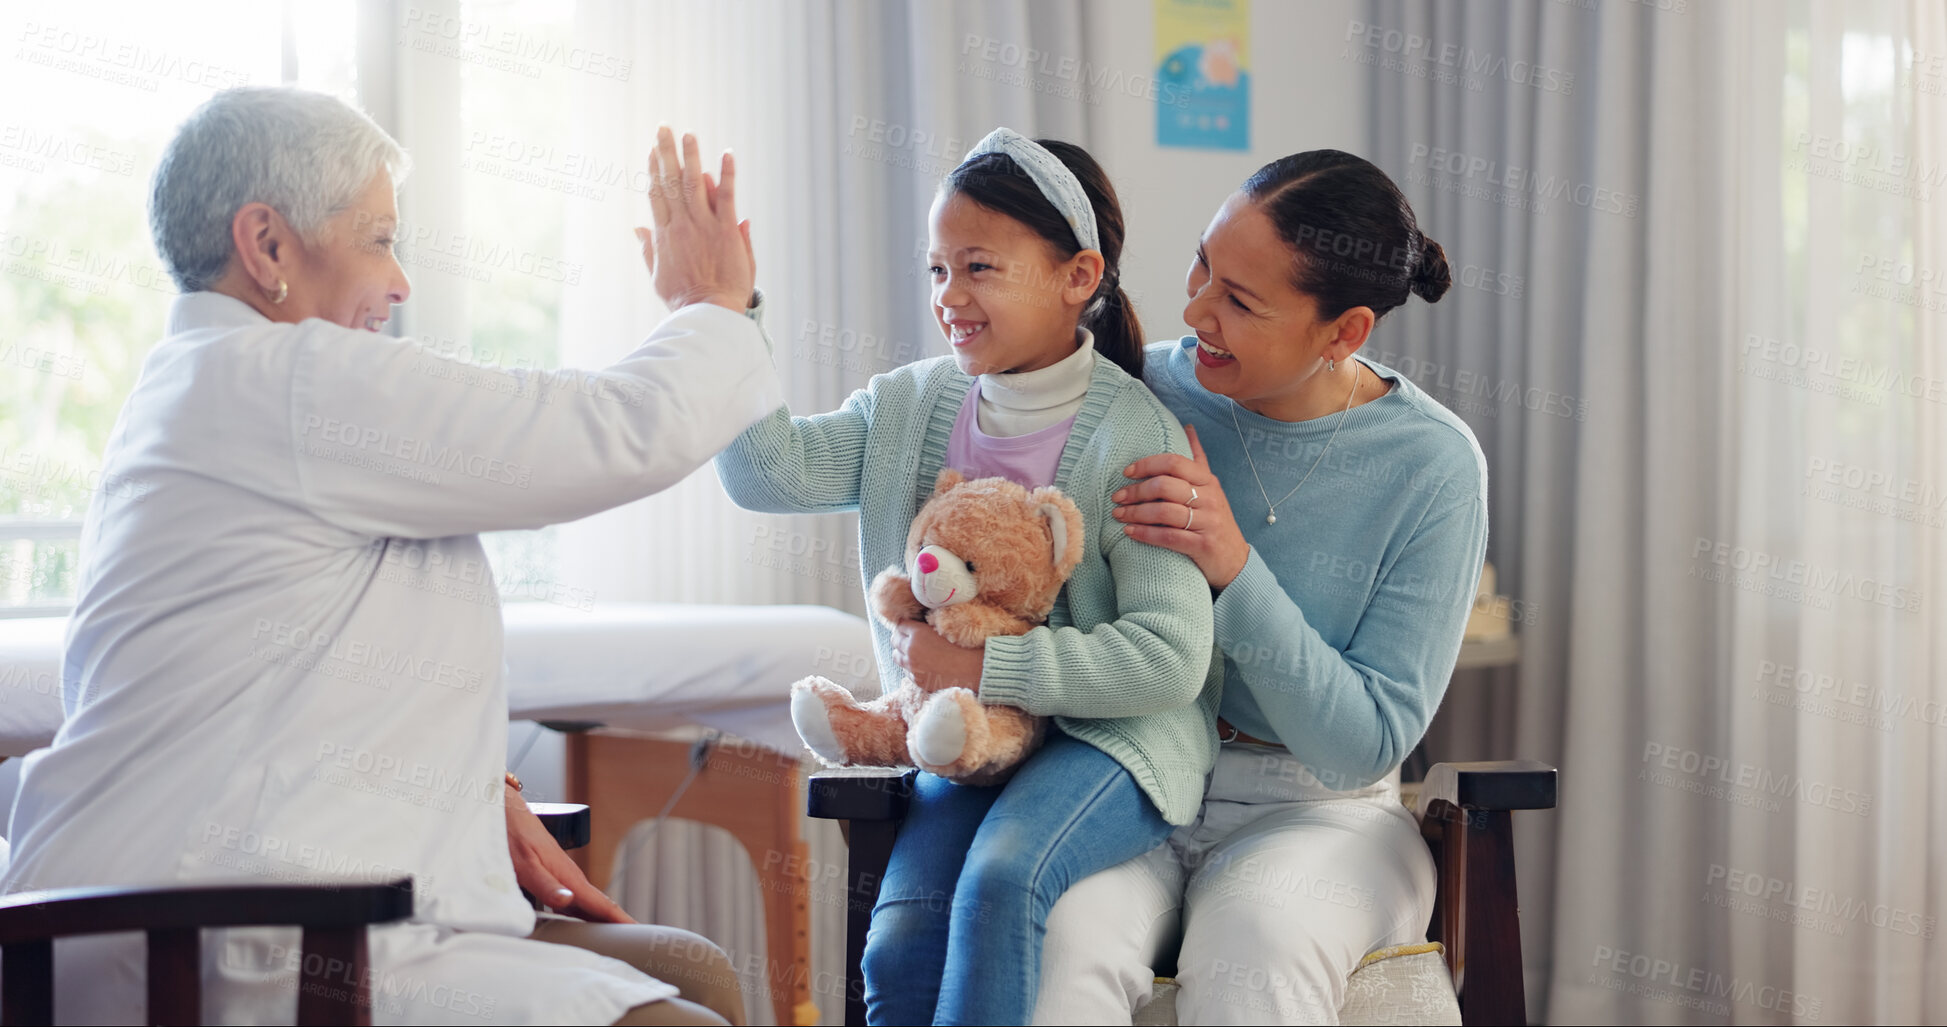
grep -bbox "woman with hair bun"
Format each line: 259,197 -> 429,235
1033,150 -> 1487,1025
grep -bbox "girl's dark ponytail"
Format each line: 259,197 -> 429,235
1083,267 -> 1145,383
943,139 -> 1145,379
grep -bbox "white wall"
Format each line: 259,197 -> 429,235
1081,0 -> 1370,343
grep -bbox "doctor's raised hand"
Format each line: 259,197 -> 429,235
634,125 -> 756,313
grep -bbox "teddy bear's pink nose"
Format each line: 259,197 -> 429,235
916,552 -> 939,574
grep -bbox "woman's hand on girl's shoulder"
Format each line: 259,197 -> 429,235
1111,424 -> 1250,590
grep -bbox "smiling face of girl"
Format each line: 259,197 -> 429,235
927,191 -> 1099,377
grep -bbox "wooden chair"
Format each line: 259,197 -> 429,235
807,761 -> 1556,1027
0,877 -> 413,1026
0,804 -> 591,1026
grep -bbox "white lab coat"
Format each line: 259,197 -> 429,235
2,291 -> 785,1024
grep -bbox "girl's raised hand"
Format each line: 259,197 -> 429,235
1111,424 -> 1251,589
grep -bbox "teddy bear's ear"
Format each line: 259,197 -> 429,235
1034,503 -> 1070,568
933,468 -> 966,496
1028,487 -> 1087,577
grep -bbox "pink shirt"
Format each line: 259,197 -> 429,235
943,380 -> 1077,489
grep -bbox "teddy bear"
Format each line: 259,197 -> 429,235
789,468 -> 1085,785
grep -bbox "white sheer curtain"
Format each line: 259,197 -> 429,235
1371,0 -> 1946,1021
364,0 -> 465,347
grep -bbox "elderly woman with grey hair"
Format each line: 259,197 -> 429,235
1,86 -> 777,1025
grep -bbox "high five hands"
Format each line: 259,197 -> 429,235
634,126 -> 755,313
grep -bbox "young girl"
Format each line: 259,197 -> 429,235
715,129 -> 1219,1025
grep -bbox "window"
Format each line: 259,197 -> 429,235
0,0 -> 585,614
1,1 -> 302,615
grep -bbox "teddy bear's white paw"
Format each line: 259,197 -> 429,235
791,683 -> 849,766
911,696 -> 969,768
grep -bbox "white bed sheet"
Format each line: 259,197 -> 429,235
0,617 -> 63,759
0,603 -> 877,758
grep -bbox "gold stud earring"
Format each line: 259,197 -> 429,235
271,279 -> 288,304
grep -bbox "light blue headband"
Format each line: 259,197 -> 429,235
963,127 -> 1100,254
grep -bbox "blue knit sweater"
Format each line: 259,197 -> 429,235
1144,339 -> 1489,789
715,348 -> 1221,824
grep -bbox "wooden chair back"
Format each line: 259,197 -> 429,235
0,878 -> 413,1026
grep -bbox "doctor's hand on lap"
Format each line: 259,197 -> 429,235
632,125 -> 756,313
505,787 -> 634,923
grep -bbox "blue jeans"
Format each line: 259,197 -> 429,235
860,729 -> 1174,1026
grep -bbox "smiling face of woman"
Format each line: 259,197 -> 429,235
285,170 -> 413,332
226,168 -> 413,332
927,191 -> 1094,377
1182,191 -> 1376,420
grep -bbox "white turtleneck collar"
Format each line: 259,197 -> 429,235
976,329 -> 1097,437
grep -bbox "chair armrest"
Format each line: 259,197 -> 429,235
538,720 -> 604,734
0,878 -> 414,943
1419,760 -> 1557,816
808,768 -> 915,822
531,802 -> 592,850
1417,760 -> 1553,1027
808,769 -> 912,1027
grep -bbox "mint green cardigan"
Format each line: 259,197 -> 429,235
715,352 -> 1221,825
